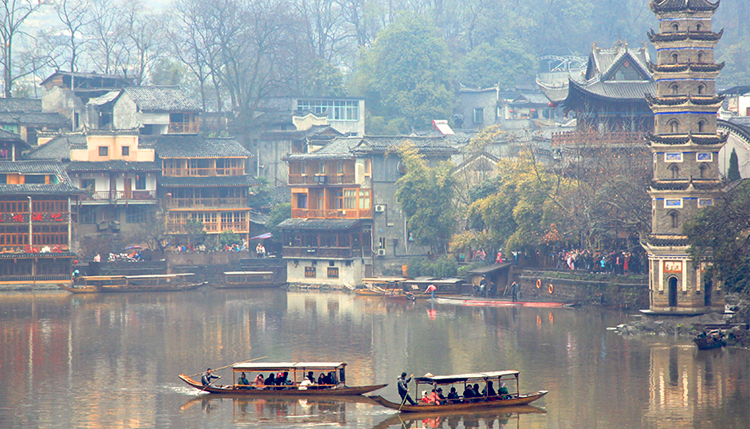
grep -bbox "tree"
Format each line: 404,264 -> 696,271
85,0 -> 129,74
728,148 -> 741,182
395,141 -> 456,254
685,180 -> 750,294
304,58 -> 346,97
0,0 -> 46,97
457,40 -> 536,89
355,14 -> 454,131
54,0 -> 91,73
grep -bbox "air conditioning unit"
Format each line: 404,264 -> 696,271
377,249 -> 386,256
314,175 -> 328,184
374,205 -> 385,213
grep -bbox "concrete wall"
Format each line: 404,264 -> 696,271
286,258 -> 364,287
517,270 -> 649,308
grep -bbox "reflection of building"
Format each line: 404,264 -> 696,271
0,134 -> 81,284
156,135 -> 258,239
642,0 -> 725,314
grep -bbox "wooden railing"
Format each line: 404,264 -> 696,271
551,131 -> 645,146
168,122 -> 200,134
283,247 -> 370,258
288,174 -> 356,185
166,221 -> 248,234
80,190 -> 156,201
291,208 -> 372,219
164,197 -> 248,209
162,167 -> 245,177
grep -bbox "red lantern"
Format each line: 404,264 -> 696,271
549,102 -> 558,108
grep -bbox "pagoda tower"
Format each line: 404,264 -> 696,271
642,0 -> 726,314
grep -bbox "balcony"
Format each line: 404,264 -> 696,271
551,131 -> 645,147
168,121 -> 200,134
162,167 -> 245,177
288,174 -> 356,185
164,197 -> 249,209
80,190 -> 157,202
166,221 -> 248,234
283,247 -> 370,259
291,208 -> 373,219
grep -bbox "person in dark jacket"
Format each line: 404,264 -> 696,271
462,384 -> 475,403
201,368 -> 220,387
447,386 -> 460,403
397,372 -> 417,405
264,373 -> 276,385
482,380 -> 497,400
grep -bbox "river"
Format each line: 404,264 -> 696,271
0,289 -> 747,428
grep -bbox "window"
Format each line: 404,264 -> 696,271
344,189 -> 357,209
671,53 -> 679,64
327,267 -> 339,278
699,163 -> 709,178
337,162 -> 343,174
364,159 -> 371,176
668,164 -> 679,179
671,23 -> 679,32
304,266 -> 316,277
78,206 -> 97,224
301,163 -> 307,175
126,206 -> 148,223
135,174 -> 146,190
319,162 -> 325,174
697,52 -> 704,63
122,146 -> 130,156
473,108 -> 484,124
98,146 -> 108,156
668,120 -> 679,133
669,211 -> 679,228
359,189 -> 371,209
296,99 -> 359,121
697,84 -> 705,95
670,84 -> 679,95
80,179 -> 95,190
698,120 -> 706,133
296,194 -> 308,209
696,23 -> 702,31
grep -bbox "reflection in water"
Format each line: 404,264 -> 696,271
371,405 -> 546,429
0,290 -> 748,428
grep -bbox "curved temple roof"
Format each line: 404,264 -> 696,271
415,370 -> 519,384
650,0 -> 720,13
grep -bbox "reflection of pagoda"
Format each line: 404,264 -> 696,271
641,0 -> 726,314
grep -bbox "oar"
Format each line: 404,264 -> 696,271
200,376 -> 221,392
185,355 -> 268,378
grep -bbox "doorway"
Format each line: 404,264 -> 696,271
705,279 -> 713,307
668,277 -> 678,307
124,178 -> 132,200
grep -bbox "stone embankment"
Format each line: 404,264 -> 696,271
610,294 -> 750,348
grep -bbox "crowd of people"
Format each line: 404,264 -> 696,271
552,249 -> 648,275
207,369 -> 341,390
399,372 -> 513,406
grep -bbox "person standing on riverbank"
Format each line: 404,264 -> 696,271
398,372 -> 417,405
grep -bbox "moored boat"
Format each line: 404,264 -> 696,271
58,273 -> 204,293
179,361 -> 387,396
368,370 -> 547,413
214,271 -> 280,289
432,296 -> 567,308
693,330 -> 726,350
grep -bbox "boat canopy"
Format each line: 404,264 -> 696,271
224,271 -> 274,275
79,273 -> 195,280
415,370 -> 519,384
233,362 -> 347,372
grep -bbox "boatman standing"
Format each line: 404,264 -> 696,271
201,368 -> 221,387
398,372 -> 417,405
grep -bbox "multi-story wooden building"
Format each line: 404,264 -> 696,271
0,133 -> 81,285
155,135 -> 258,240
642,0 -> 726,314
280,136 -> 457,287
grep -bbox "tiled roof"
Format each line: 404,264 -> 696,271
0,128 -> 24,141
649,180 -> 724,191
568,78 -> 655,102
26,134 -> 85,160
0,160 -> 83,195
121,86 -> 201,112
352,136 -> 458,155
645,234 -> 689,247
160,175 -> 260,187
0,98 -> 42,113
67,161 -> 160,172
650,0 -> 720,13
155,135 -> 250,158
0,112 -> 69,128
276,218 -> 361,230
285,137 -> 360,161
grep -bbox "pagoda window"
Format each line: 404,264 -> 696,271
668,120 -> 680,133
669,211 -> 679,229
671,53 -> 679,64
696,23 -> 702,31
670,84 -> 679,95
668,164 -> 680,179
697,84 -> 705,95
697,51 -> 704,63
699,163 -> 709,178
698,120 -> 707,132
671,23 -> 679,32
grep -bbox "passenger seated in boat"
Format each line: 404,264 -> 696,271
307,371 -> 315,383
472,384 -> 482,402
447,387 -> 460,403
276,371 -> 290,386
436,387 -> 446,404
420,390 -> 430,403
264,373 -> 276,386
318,372 -> 327,385
298,378 -> 313,390
462,385 -> 475,403
237,372 -> 250,388
498,381 -> 510,399
254,373 -> 264,387
482,380 -> 497,400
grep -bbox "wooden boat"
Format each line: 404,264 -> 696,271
432,297 -> 567,308
368,370 -> 547,413
214,271 -> 280,289
58,273 -> 204,293
179,361 -> 387,396
693,330 -> 726,350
